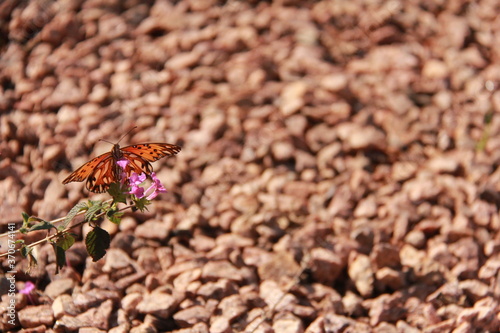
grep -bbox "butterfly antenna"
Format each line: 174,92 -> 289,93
117,126 -> 138,144
99,126 -> 138,145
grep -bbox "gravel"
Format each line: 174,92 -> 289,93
1,1 -> 500,332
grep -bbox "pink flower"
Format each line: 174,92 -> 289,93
116,159 -> 129,170
145,172 -> 167,200
117,159 -> 129,184
20,281 -> 38,305
125,172 -> 167,200
128,172 -> 147,198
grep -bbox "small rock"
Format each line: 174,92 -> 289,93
367,294 -> 405,326
218,294 -> 247,321
136,248 -> 161,274
101,248 -> 133,273
320,73 -> 347,92
285,114 -> 308,137
342,291 -> 364,317
115,271 -> 148,290
468,297 -> 500,330
353,195 -> 378,218
43,144 -> 64,167
166,51 -> 201,70
136,291 -> 182,317
108,323 -> 131,333
135,220 -> 170,241
452,321 -> 472,333
52,294 -> 79,319
257,250 -> 301,283
272,140 -> 295,161
375,267 -> 405,290
173,268 -> 202,292
129,323 -> 158,333
121,292 -> 143,314
348,253 -> 374,297
197,279 -> 235,299
232,194 -> 260,214
395,320 -> 421,333
426,281 -> 464,308
422,59 -> 449,79
54,315 -> 89,331
280,81 -> 308,116
309,247 -> 344,285
323,313 -> 356,332
458,280 -> 490,303
272,313 -> 303,333
216,233 -> 255,248
404,230 -> 426,248
260,280 -> 297,312
371,243 -> 401,269
209,316 -> 231,333
304,316 -> 324,333
165,260 -> 203,280
173,305 -> 211,327
336,123 -> 386,150
74,299 -> 113,330
422,319 -> 456,332
73,289 -> 121,311
478,254 -> 500,279
426,156 -> 459,173
79,328 -> 107,333
201,261 -> 245,282
45,278 -> 76,299
17,304 -> 54,328
373,322 -> 397,333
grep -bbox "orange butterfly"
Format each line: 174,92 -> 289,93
62,143 -> 181,193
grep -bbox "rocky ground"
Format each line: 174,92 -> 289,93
1,0 -> 500,332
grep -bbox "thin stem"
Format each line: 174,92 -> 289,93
0,201 -> 134,258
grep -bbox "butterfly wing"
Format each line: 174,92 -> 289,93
121,143 -> 181,162
120,143 -> 181,176
62,152 -> 116,193
63,143 -> 181,193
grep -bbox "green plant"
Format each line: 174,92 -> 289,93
1,159 -> 168,274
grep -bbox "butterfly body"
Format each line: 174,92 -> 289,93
63,143 -> 181,193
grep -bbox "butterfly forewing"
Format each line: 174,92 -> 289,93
121,143 -> 181,162
62,153 -> 113,183
63,142 -> 181,193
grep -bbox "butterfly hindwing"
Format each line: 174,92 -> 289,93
86,155 -> 116,193
121,151 -> 154,175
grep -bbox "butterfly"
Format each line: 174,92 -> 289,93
62,143 -> 181,193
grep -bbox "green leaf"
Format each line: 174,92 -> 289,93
62,201 -> 89,229
85,226 -> 110,262
20,245 -> 32,258
56,233 -> 75,251
28,220 -> 56,232
133,197 -> 151,212
21,212 -> 30,223
84,200 -> 105,222
484,111 -> 493,125
20,215 -> 45,232
106,209 -> 124,224
108,182 -> 128,204
51,243 -> 66,274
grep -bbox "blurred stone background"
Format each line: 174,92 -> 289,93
1,0 -> 499,332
